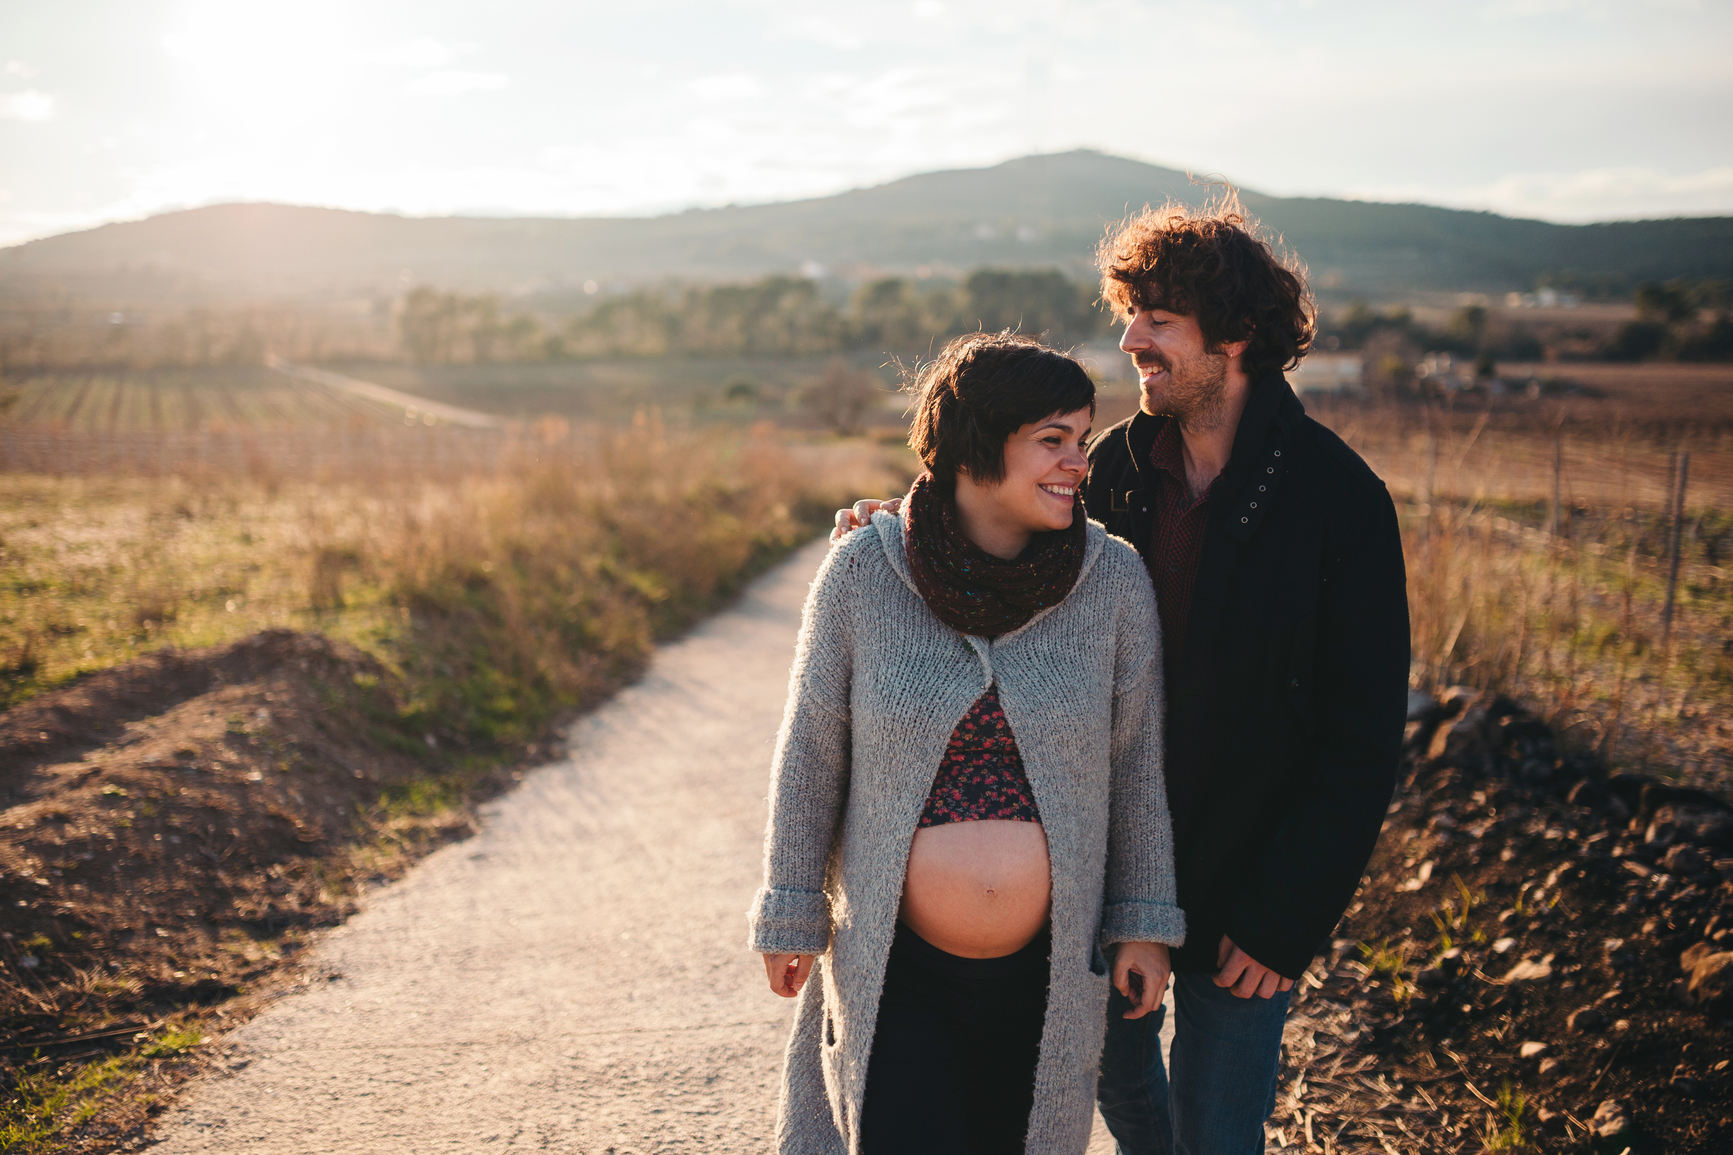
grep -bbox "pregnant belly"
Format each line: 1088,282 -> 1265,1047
900,820 -> 1052,958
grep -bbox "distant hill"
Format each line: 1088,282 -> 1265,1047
2,150 -> 1729,304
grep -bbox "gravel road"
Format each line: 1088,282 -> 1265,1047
152,538 -> 1145,1153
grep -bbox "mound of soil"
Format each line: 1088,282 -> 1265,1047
1272,689 -> 1733,1153
0,630 -> 524,1146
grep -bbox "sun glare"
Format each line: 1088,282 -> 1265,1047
160,0 -> 368,133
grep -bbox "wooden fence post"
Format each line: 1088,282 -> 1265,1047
1662,450 -> 1691,646
1550,431 -> 1563,538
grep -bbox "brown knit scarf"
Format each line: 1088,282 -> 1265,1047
903,471 -> 1087,638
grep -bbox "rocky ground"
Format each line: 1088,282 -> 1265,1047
1266,689 -> 1733,1153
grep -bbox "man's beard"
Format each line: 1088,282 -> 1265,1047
1137,346 -> 1230,431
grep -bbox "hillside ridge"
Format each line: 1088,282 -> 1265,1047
2,150 -> 1729,301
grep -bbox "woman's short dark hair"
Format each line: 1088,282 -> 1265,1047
1097,192 -> 1315,380
906,331 -> 1096,484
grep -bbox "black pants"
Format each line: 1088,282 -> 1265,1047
860,922 -> 1050,1155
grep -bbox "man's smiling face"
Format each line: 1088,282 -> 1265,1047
1119,306 -> 1231,427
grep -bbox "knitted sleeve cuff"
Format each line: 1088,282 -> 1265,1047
1099,901 -> 1187,948
746,887 -> 831,955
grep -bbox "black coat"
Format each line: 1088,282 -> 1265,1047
1084,375 -> 1410,979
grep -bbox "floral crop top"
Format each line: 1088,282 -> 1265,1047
917,684 -> 1042,827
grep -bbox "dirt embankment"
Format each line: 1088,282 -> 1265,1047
1,630 -> 522,1148
1272,690 -> 1732,1154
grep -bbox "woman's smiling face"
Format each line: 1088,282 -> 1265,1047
954,405 -> 1093,558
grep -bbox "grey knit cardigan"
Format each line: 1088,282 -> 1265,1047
747,511 -> 1185,1155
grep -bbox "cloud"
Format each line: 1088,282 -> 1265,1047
687,74 -> 767,102
5,60 -> 40,79
1473,165 -> 1733,220
1340,164 -> 1733,222
366,37 -> 457,69
403,71 -> 510,97
0,90 -> 54,121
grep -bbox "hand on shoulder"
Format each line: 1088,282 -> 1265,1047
829,497 -> 901,545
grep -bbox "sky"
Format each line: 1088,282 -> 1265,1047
1,0 -> 1730,247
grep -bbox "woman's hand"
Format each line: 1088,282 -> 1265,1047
830,498 -> 901,544
763,953 -> 815,998
1112,941 -> 1171,1019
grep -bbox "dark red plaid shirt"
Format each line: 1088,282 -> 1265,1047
1146,418 -> 1215,671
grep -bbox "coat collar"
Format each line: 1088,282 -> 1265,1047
871,507 -> 1108,643
1113,371 -> 1305,541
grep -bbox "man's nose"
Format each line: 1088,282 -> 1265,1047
1119,316 -> 1148,352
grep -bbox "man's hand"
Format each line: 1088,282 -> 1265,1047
1112,941 -> 1171,1019
763,952 -> 815,998
830,498 -> 901,544
1214,934 -> 1295,999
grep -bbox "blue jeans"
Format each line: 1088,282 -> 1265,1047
1097,970 -> 1290,1155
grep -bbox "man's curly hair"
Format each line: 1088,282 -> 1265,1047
1097,192 -> 1315,380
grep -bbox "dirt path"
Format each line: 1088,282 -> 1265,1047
151,538 -> 1138,1153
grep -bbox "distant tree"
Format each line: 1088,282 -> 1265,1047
722,374 -> 760,403
1634,283 -> 1693,324
1326,301 -> 1432,352
1361,329 -> 1419,399
798,358 -> 882,435
563,291 -> 680,358
1684,278 -> 1733,313
1603,322 -> 1668,362
400,286 -> 463,364
1680,317 -> 1733,362
684,276 -> 843,356
1447,305 -> 1488,350
962,269 -> 1101,345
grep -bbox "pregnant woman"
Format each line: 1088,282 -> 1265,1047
748,332 -> 1185,1154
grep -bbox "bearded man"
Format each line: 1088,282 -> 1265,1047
833,198 -> 1409,1154
1081,198 -> 1408,1154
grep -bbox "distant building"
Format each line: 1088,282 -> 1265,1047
1416,352 -> 1504,395
1505,288 -> 1580,309
1290,352 -> 1364,395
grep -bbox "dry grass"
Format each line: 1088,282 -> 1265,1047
1,418 -> 902,723
1308,393 -> 1733,794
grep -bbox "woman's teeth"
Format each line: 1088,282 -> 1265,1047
1040,484 -> 1075,498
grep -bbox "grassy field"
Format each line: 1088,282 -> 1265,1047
0,358 -> 912,435
1,419 -> 902,712
0,414 -> 906,1150
3,367 -> 408,433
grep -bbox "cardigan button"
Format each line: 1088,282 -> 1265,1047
1267,466 -> 1274,474
1250,502 -> 1257,509
1240,516 -> 1249,524
1259,485 -> 1266,492
1274,450 -> 1282,457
